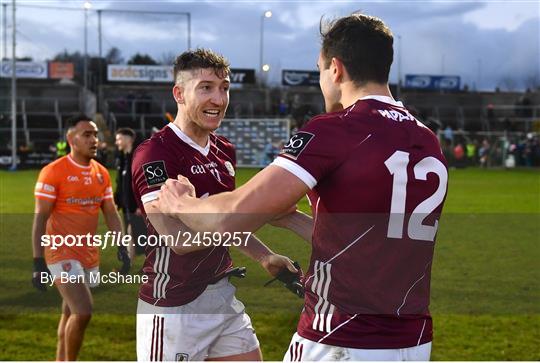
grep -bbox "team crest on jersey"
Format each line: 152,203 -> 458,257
280,132 -> 315,160
142,160 -> 169,187
224,161 -> 235,176
62,263 -> 72,272
97,173 -> 104,184
175,353 -> 189,361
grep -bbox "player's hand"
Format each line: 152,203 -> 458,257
259,253 -> 298,277
117,246 -> 131,275
32,257 -> 51,292
156,176 -> 196,215
264,261 -> 305,298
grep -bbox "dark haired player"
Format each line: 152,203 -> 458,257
32,114 -> 123,360
156,14 -> 448,361
132,48 -> 297,361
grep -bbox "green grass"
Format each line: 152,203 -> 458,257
0,167 -> 539,360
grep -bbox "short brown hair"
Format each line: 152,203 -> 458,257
320,13 -> 393,85
116,127 -> 136,139
173,48 -> 230,84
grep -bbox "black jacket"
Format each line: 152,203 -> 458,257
114,151 -> 138,213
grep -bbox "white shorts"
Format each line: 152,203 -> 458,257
284,333 -> 432,361
48,259 -> 100,288
136,278 -> 259,361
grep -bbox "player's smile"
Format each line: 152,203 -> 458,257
203,109 -> 221,118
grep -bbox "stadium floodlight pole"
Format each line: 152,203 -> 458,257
97,9 -> 102,57
83,1 -> 91,90
259,10 -> 272,79
2,2 -> 7,60
187,12 -> 191,50
10,0 -> 16,170
397,34 -> 402,99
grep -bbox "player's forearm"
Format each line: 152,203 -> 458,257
169,191 -> 276,234
31,214 -> 47,258
236,234 -> 274,263
274,211 -> 313,244
146,211 -> 212,255
104,209 -> 123,234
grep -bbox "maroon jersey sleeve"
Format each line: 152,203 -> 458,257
272,114 -> 355,188
132,139 -> 174,206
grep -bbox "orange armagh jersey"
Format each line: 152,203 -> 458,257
34,155 -> 113,268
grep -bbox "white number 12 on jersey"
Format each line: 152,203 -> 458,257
384,150 -> 448,242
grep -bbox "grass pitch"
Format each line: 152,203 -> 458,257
0,167 -> 539,360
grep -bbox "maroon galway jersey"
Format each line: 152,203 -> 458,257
272,95 -> 448,349
132,123 -> 236,307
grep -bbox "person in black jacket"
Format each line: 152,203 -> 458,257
114,128 -> 147,263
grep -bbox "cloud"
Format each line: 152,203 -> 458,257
4,0 -> 539,90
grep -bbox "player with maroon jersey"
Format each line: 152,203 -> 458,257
132,49 -> 297,361
155,14 -> 448,361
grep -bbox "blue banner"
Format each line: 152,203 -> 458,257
282,69 -> 320,87
405,75 -> 460,90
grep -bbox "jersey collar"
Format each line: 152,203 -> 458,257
67,155 -> 92,169
359,95 -> 404,107
167,122 -> 211,157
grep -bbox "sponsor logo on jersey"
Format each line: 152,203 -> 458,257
280,132 -> 315,160
35,182 -> 54,192
142,160 -> 168,187
175,353 -> 189,361
224,161 -> 235,176
377,109 -> 415,122
66,196 -> 103,205
67,175 -> 79,182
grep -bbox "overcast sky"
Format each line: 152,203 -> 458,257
2,0 -> 539,90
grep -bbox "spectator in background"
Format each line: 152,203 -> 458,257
278,99 -> 288,116
453,141 -> 465,168
443,124 -> 453,146
466,140 -> 476,166
479,138 -> 490,168
52,138 -> 68,158
114,128 -> 147,263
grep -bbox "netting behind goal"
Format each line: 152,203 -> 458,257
216,119 -> 291,168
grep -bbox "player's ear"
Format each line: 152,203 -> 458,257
331,57 -> 344,84
66,129 -> 74,145
173,84 -> 185,105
